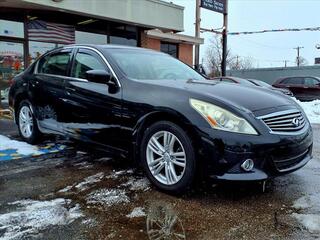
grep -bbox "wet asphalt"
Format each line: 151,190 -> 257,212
0,119 -> 319,240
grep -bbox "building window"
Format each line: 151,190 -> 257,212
0,19 -> 24,38
109,24 -> 137,46
160,42 -> 178,58
29,41 -> 57,65
75,31 -> 107,45
0,41 -> 24,107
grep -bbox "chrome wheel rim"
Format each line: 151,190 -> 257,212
19,105 -> 34,138
146,131 -> 186,185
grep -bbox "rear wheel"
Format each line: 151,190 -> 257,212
17,101 -> 41,144
141,121 -> 196,194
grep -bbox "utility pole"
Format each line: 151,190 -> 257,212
194,0 -> 201,71
293,46 -> 304,67
284,60 -> 289,68
221,0 -> 228,76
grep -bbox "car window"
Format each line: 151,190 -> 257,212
71,51 -> 106,80
38,50 -> 71,76
304,77 -> 319,86
280,77 -> 303,85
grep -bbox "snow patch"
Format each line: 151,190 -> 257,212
74,172 -> 104,191
294,99 -> 320,124
0,198 -> 83,240
86,189 -> 129,207
126,207 -> 146,218
122,177 -> 151,191
292,213 -> 320,233
293,193 -> 320,211
0,135 -> 41,156
58,185 -> 73,193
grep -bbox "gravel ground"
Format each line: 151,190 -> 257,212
0,119 -> 319,240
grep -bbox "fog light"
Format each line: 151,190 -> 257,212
241,159 -> 254,171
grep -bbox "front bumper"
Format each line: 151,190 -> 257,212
196,123 -> 313,181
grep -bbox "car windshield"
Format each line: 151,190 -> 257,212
106,49 -> 206,81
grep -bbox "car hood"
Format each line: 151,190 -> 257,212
147,79 -> 295,113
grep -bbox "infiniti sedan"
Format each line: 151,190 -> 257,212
9,45 -> 313,193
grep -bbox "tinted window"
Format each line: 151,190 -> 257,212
304,77 -> 319,86
38,51 -> 71,76
280,77 -> 303,85
71,51 -> 106,79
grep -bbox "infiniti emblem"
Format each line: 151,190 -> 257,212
292,118 -> 300,127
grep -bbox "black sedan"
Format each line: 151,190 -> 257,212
9,45 -> 313,193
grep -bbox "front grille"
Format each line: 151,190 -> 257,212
273,148 -> 310,171
259,109 -> 306,133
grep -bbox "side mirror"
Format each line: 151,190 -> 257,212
85,70 -> 111,84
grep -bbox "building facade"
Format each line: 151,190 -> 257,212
0,0 -> 203,106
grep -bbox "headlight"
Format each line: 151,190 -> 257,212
190,99 -> 258,135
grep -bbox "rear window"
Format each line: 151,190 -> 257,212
37,51 -> 71,76
280,77 -> 303,85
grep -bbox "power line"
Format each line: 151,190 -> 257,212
229,26 -> 320,35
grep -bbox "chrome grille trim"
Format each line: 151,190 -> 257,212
258,109 -> 307,134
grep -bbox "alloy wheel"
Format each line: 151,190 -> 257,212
19,105 -> 34,138
146,131 -> 186,185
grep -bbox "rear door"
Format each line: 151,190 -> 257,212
62,48 -> 123,151
303,77 -> 320,101
30,48 -> 72,133
279,77 -> 304,100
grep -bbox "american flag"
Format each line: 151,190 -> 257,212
28,20 -> 75,44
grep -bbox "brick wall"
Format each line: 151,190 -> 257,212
140,32 -> 194,66
140,32 -> 160,51
178,43 -> 193,66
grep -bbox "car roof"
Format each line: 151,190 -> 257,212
64,44 -> 160,53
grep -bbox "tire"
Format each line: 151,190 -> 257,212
140,121 -> 196,194
17,101 -> 42,144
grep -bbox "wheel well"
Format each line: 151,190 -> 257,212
133,112 -> 200,163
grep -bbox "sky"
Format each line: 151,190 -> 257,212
165,0 -> 320,68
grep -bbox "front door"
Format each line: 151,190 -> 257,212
63,48 -> 123,151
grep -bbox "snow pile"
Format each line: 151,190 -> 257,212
74,172 -> 104,191
0,135 -> 41,156
0,198 -> 83,239
86,189 -> 130,207
294,99 -> 320,124
292,192 -> 320,234
292,213 -> 320,234
126,207 -> 146,218
121,177 -> 151,191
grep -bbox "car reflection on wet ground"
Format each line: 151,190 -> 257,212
0,120 -> 319,240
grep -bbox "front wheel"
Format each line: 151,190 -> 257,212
140,121 -> 196,194
17,101 -> 41,144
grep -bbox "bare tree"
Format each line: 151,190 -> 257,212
205,35 -> 254,76
205,35 -> 233,77
296,56 -> 308,66
229,56 -> 254,70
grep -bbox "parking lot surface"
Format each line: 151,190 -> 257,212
0,120 -> 319,240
